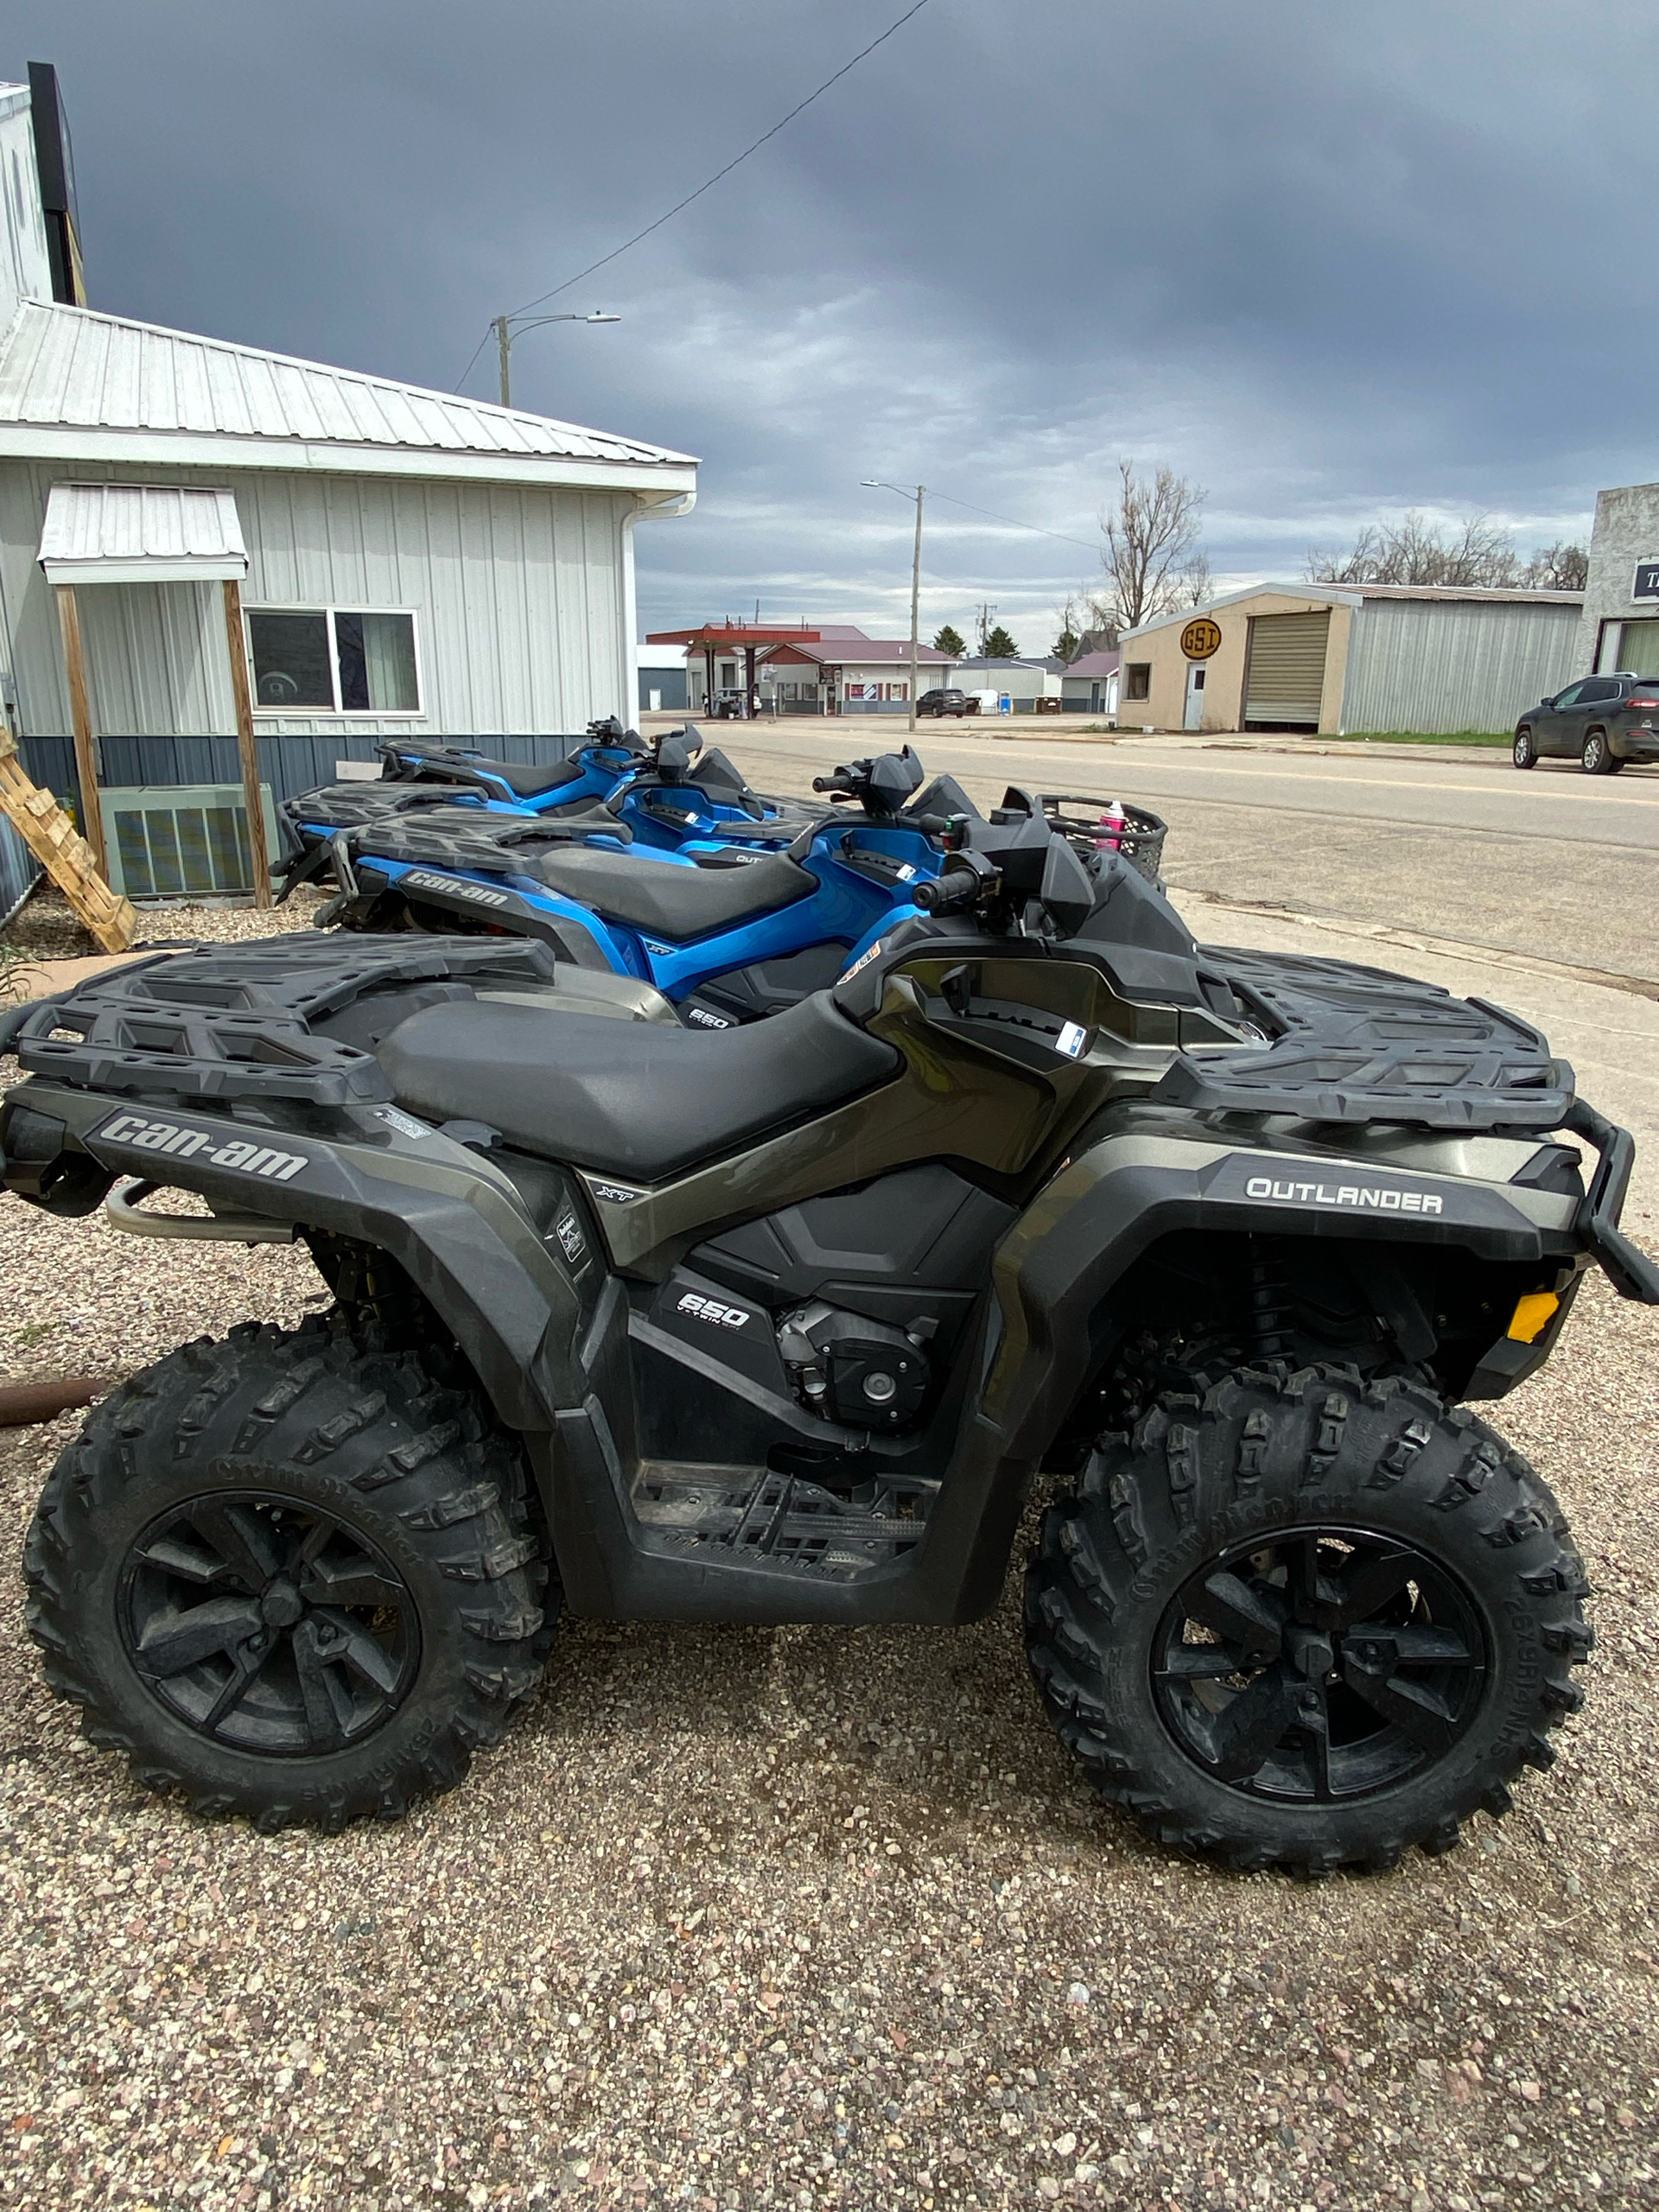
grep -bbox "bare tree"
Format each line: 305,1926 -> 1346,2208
1179,550 -> 1212,607
1522,541 -> 1588,591
1306,511 -> 1526,588
1087,461 -> 1208,635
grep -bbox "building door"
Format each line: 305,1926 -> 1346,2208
1243,611 -> 1331,729
1183,662 -> 1206,730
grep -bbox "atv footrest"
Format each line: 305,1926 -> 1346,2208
631,1463 -> 932,1579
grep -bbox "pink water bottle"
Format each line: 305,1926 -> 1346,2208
1095,801 -> 1126,853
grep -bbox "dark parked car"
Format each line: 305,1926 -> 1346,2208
1513,672 -> 1659,774
918,687 -> 975,718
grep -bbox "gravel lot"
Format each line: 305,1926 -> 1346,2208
2,876 -> 1657,2211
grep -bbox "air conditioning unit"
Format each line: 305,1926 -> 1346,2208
99,784 -> 280,901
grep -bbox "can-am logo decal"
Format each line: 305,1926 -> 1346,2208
1244,1175 -> 1444,1217
676,1291 -> 750,1330
403,870 -> 511,908
95,1113 -> 308,1183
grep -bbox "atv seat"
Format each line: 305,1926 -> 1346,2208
419,754 -> 590,799
530,846 -> 816,939
378,991 -> 901,1179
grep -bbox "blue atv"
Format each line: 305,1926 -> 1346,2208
289,751 -> 1031,1028
373,719 -> 817,853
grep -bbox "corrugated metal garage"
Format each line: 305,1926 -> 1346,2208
1117,583 -> 1583,735
1339,591 -> 1583,735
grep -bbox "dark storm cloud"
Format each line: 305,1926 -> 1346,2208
15,0 -> 1651,644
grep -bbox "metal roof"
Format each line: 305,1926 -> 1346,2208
1120,580 -> 1584,643
0,301 -> 698,492
39,481 -> 248,583
758,638 -> 949,665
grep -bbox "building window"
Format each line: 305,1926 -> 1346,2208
880,681 -> 909,702
246,608 -> 421,714
1124,662 -> 1151,702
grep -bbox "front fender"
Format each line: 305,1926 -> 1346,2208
982,1132 -> 1567,1455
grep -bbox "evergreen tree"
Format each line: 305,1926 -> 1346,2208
932,623 -> 966,656
983,624 -> 1020,659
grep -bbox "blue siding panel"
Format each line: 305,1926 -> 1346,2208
0,813 -> 40,925
20,731 -> 588,817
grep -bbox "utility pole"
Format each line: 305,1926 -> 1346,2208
496,316 -> 512,408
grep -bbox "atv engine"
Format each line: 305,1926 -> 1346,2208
776,1300 -> 932,1429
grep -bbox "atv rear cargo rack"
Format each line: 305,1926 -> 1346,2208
0,935 -> 571,1106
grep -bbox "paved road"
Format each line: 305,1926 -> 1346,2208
717,725 -> 1659,984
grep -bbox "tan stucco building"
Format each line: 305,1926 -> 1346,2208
1116,582 -> 1581,736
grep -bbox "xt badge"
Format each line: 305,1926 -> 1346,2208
676,1291 -> 750,1331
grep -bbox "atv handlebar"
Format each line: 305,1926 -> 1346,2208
912,860 -> 992,915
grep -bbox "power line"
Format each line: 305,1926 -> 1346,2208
925,489 -> 1102,556
454,0 -> 934,394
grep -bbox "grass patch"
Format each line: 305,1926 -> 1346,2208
1330,729 -> 1512,747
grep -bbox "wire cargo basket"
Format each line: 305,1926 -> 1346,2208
1040,794 -> 1168,882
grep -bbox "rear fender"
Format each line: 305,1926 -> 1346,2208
1,1080 -> 589,1434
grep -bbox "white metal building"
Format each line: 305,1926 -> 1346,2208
0,73 -> 697,836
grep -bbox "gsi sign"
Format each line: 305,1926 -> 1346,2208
1632,558 -> 1659,602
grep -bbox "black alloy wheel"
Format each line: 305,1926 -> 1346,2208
1512,728 -> 1535,769
25,1320 -> 554,1831
120,1491 -> 418,1755
1024,1366 -> 1592,1871
1151,1525 -> 1485,1803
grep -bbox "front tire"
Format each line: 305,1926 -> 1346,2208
1581,728 -> 1618,775
23,1320 -> 555,1833
1512,728 -> 1535,769
1025,1367 -> 1591,1872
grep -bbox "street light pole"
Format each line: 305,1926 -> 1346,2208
861,479 -> 925,734
492,310 -> 621,407
908,485 -> 925,737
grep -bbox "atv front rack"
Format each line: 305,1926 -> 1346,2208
1162,946 -> 1576,1131
1039,795 -> 1166,881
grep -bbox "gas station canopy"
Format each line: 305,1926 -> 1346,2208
646,625 -> 823,716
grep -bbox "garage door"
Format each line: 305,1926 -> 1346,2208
1243,612 -> 1330,727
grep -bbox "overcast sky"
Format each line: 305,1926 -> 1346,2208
16,1 -> 1654,651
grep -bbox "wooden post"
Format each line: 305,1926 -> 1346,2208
221,575 -> 271,907
53,582 -> 106,878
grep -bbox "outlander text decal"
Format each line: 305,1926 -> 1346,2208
1244,1175 -> 1444,1216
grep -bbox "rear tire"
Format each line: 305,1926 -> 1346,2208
1581,728 -> 1618,775
23,1319 -> 555,1833
1025,1366 -> 1591,1872
1512,728 -> 1535,769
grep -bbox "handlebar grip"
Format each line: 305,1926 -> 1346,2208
912,868 -> 981,914
811,774 -> 855,795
